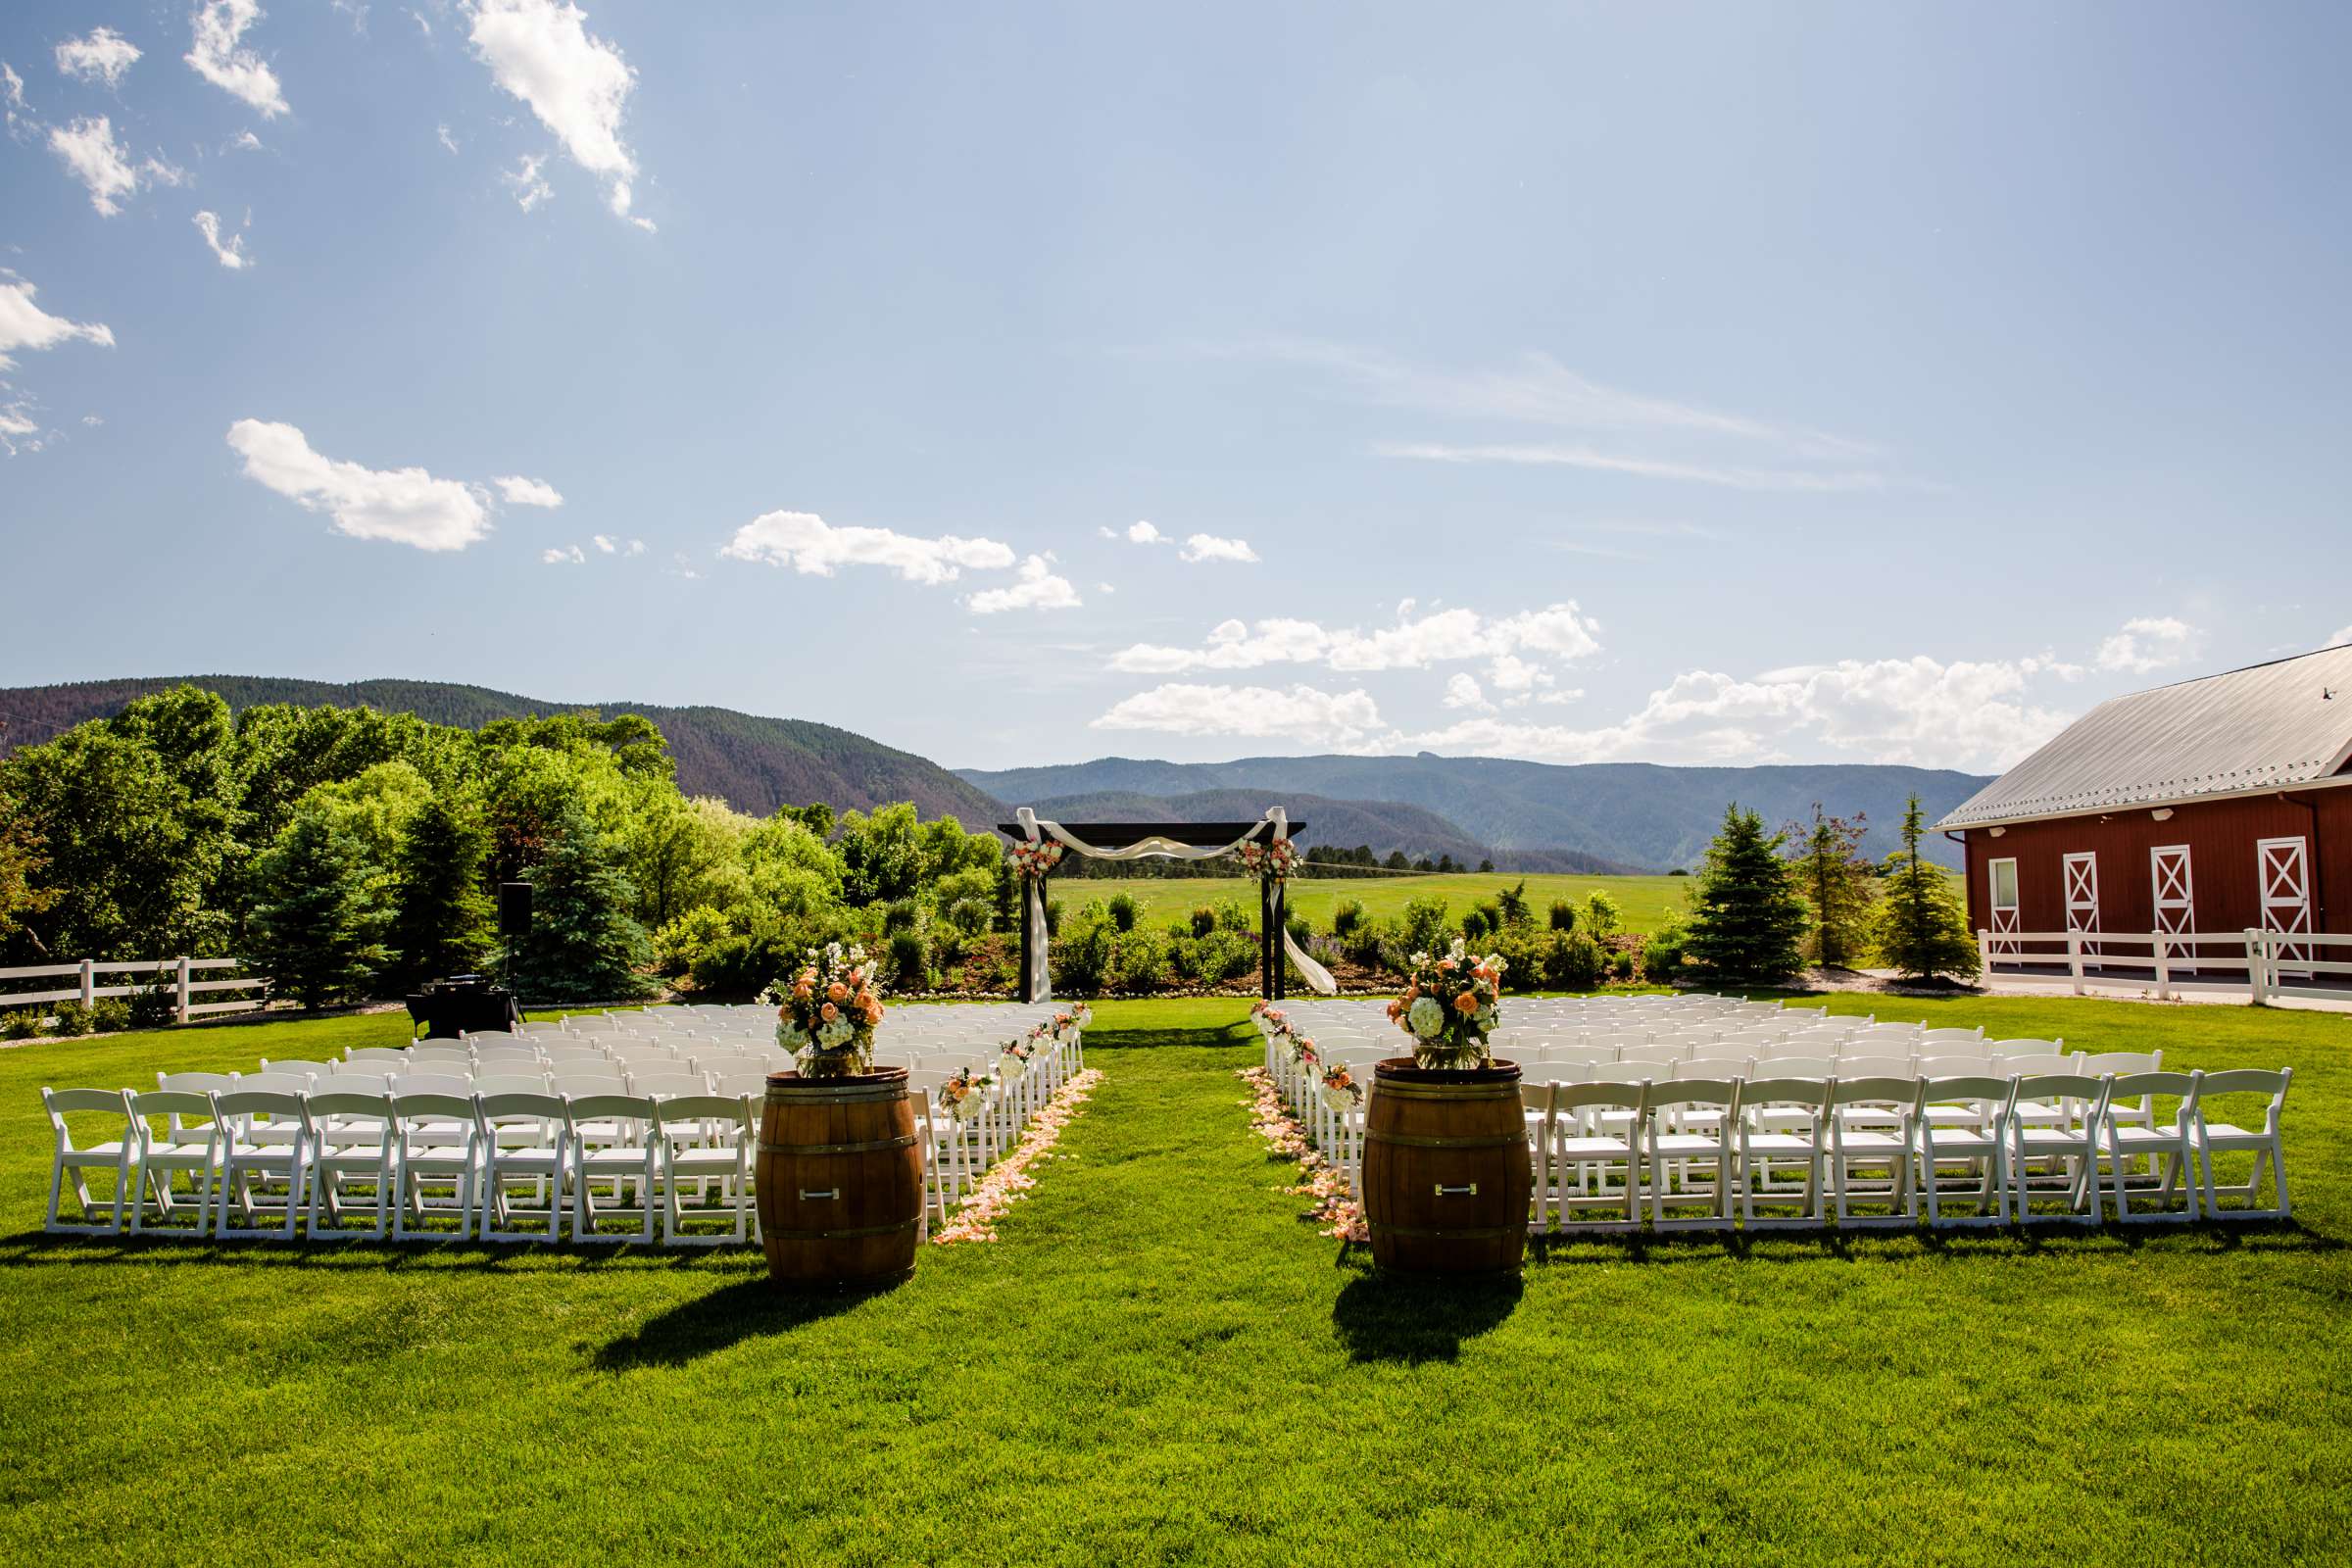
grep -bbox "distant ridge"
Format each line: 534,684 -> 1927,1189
963,754 -> 1994,870
0,676 -> 1006,825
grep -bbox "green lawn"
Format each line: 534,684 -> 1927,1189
1064,870 -> 1692,935
1,995 -> 2346,1564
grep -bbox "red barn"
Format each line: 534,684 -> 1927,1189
1936,645 -> 2352,972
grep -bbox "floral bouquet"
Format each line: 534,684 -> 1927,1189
772,942 -> 885,1077
1069,1002 -> 1093,1030
1290,1033 -> 1320,1070
1237,835 -> 1302,884
1320,1062 -> 1362,1112
1011,840 -> 1064,880
1051,1008 -> 1082,1045
1251,1002 -> 1288,1039
1387,937 -> 1504,1070
938,1065 -> 990,1122
1000,1037 -> 1035,1081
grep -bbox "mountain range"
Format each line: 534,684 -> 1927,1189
0,676 -> 1990,870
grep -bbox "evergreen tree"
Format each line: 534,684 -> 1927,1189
1684,804 -> 1810,983
386,792 -> 497,986
1783,803 -> 1875,969
249,809 -> 388,1010
509,803 -> 657,1002
1871,794 -> 1982,981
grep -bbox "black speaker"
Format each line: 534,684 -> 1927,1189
499,881 -> 534,940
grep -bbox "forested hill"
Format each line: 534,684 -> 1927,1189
962,755 -> 1994,870
0,676 -> 1005,825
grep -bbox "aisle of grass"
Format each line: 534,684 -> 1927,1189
0,995 -> 2346,1564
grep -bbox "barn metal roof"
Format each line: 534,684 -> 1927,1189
1935,644 -> 2352,831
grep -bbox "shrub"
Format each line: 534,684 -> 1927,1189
1286,913 -> 1312,950
654,904 -> 733,976
1214,899 -> 1251,934
49,1000 -> 94,1037
881,899 -> 919,936
1198,928 -> 1256,982
2,1008 -> 44,1040
944,896 -> 992,937
1332,901 -> 1365,937
1043,900 -> 1063,937
126,969 -> 178,1029
1642,914 -> 1690,981
1107,894 -> 1138,934
932,923 -> 967,969
1054,902 -> 1116,995
1583,891 -> 1621,943
1461,908 -> 1491,943
1476,900 -> 1503,936
1610,951 -> 1636,981
1401,895 -> 1449,956
1540,932 -> 1604,991
1190,906 -> 1216,939
1547,900 -> 1576,933
887,929 -> 929,991
90,999 -> 133,1033
1109,927 -> 1168,994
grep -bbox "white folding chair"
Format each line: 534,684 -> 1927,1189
655,1095 -> 757,1247
391,1090 -> 481,1241
42,1088 -> 134,1236
1825,1077 -> 1917,1227
2187,1068 -> 2291,1221
301,1091 -> 396,1239
213,1089 -> 308,1240
474,1092 -> 568,1243
1643,1078 -> 1740,1231
2007,1073 -> 2111,1225
563,1094 -> 659,1243
2096,1070 -> 2198,1223
125,1089 -> 221,1238
1736,1078 -> 1826,1228
1550,1081 -> 1646,1232
1913,1076 -> 2014,1228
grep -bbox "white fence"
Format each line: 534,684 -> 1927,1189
1977,927 -> 2352,1004
0,956 -> 269,1027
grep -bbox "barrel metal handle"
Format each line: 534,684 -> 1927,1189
1435,1183 -> 1479,1197
799,1188 -> 840,1201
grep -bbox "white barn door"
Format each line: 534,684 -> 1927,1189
2150,845 -> 2195,974
2257,836 -> 2314,977
2063,852 -> 2101,963
1987,857 -> 2020,958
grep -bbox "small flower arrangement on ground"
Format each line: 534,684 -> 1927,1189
1237,835 -> 1302,883
1011,840 -> 1064,880
769,942 -> 885,1077
1387,937 -> 1504,1070
1000,1036 -> 1036,1080
1320,1062 -> 1362,1111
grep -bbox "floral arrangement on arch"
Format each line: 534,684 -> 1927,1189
1320,1062 -> 1362,1111
770,942 -> 885,1077
1237,835 -> 1302,884
1011,840 -> 1064,880
1388,937 -> 1504,1070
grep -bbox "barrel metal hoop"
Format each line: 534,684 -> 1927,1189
1363,1131 -> 1525,1151
1365,1221 -> 1525,1241
756,1134 -> 917,1155
761,1218 -> 921,1241
1369,1079 -> 1520,1102
762,1086 -> 907,1105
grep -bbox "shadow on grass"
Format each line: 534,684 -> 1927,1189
0,1228 -> 758,1272
1331,1267 -> 1524,1364
1518,1215 -> 2339,1267
592,1275 -> 892,1369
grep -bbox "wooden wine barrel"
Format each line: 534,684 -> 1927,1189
757,1068 -> 922,1288
1362,1057 -> 1530,1275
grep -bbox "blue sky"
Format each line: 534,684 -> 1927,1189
2,2 -> 2346,775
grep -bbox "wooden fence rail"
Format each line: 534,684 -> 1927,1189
1977,928 -> 2352,1004
0,956 -> 268,1026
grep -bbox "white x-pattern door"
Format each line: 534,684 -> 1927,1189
2150,845 -> 2195,974
2258,836 -> 2314,975
1987,857 -> 2021,958
2063,852 -> 2101,961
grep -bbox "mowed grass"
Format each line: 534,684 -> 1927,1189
1068,871 -> 1693,935
1,994 -> 2347,1565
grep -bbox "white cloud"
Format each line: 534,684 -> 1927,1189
625,538 -> 644,556
0,404 -> 37,438
1100,519 -> 1167,545
0,276 -> 116,370
192,211 -> 251,270
542,544 -> 585,564
56,28 -> 142,88
718,509 -> 1015,586
226,418 -> 492,552
2094,615 -> 2200,675
1092,682 -> 1387,748
1095,581 -> 1115,594
2329,625 -> 2352,650
229,128 -> 263,151
1377,441 -> 1886,494
492,474 -> 564,507
186,1 -> 289,118
1179,532 -> 1259,564
967,554 -> 1082,614
503,153 -> 553,212
410,8 -> 433,40
1109,601 -> 1600,678
467,0 -> 649,229
591,533 -> 615,553
48,117 -> 142,215
665,550 -> 701,579
1443,673 -> 1494,712
436,122 -> 459,153
2,63 -> 24,111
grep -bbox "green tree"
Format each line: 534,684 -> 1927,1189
507,803 -> 657,1002
1494,880 -> 1533,930
1784,803 -> 1875,969
248,808 -> 388,1009
385,791 -> 497,987
0,788 -> 59,954
1871,794 -> 1982,981
1583,890 -> 1621,943
1684,804 -> 1810,984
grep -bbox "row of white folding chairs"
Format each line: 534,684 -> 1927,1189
1506,1068 -> 2291,1231
40,1085 -> 779,1246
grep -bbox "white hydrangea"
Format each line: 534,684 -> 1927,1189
1407,995 -> 1446,1038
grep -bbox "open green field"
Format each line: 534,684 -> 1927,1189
3,994 -> 2347,1564
1066,871 -> 1692,935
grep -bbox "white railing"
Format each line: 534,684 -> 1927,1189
1976,927 -> 2352,1003
0,956 -> 269,1027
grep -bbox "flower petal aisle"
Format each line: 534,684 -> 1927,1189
1237,1065 -> 1366,1243
931,1067 -> 1105,1245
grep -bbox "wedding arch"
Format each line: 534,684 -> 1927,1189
1000,807 -> 1340,1003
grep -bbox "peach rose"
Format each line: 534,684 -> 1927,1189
793,980 -> 813,1002
776,1004 -> 791,1022
1454,992 -> 1478,1015
827,981 -> 849,1003
820,1002 -> 839,1022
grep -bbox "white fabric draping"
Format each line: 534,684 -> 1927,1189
1012,807 -> 1340,997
